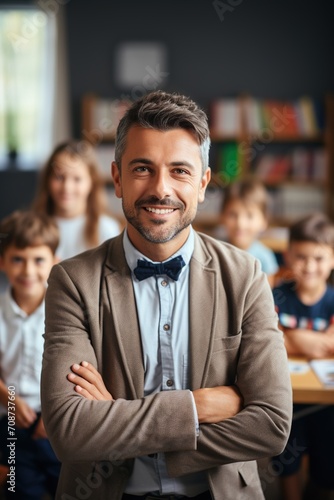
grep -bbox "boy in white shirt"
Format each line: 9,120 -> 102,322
0,210 -> 60,499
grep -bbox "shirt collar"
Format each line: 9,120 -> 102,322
123,227 -> 195,275
4,287 -> 45,320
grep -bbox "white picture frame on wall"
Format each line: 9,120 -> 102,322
114,42 -> 168,91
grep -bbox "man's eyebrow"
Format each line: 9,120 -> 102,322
127,158 -> 196,171
170,161 -> 195,170
128,158 -> 153,166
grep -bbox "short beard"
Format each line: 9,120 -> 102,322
122,196 -> 194,244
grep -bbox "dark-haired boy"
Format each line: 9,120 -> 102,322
0,211 -> 60,500
273,212 -> 334,500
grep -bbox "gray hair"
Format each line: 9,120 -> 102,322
114,90 -> 210,174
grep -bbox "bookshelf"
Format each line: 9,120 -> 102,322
81,93 -> 334,235
206,94 -> 334,232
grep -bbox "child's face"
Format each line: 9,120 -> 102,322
0,245 -> 56,304
49,152 -> 93,217
286,241 -> 334,291
221,199 -> 267,250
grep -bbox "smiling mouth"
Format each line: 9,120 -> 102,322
145,207 -> 176,214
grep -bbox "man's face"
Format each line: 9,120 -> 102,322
112,126 -> 210,255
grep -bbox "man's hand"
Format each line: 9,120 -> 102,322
68,363 -> 243,423
193,385 -> 243,424
67,362 -> 114,401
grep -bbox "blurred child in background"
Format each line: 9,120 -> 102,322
273,212 -> 334,500
33,140 -> 120,260
220,179 -> 278,286
0,210 -> 60,499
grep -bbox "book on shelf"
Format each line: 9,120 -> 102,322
291,147 -> 311,181
217,143 -> 242,184
297,96 -> 321,136
242,96 -> 263,136
254,153 -> 291,183
291,147 -> 327,182
219,95 -> 325,138
261,100 -> 300,138
310,148 -> 327,181
273,185 -> 324,219
210,98 -> 242,137
253,147 -> 326,183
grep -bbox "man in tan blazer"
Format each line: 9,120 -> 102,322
41,91 -> 292,500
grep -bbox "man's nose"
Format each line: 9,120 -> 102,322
150,170 -> 172,199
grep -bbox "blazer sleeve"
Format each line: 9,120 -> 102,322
166,259 -> 292,476
41,263 -> 197,462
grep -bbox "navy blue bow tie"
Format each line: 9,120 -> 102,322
134,255 -> 185,281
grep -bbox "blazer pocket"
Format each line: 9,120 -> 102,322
238,461 -> 256,486
207,331 -> 242,385
238,461 -> 264,497
213,330 -> 242,352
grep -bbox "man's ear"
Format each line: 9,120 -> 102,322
112,161 -> 122,199
198,168 -> 211,204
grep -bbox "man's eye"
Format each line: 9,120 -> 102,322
134,166 -> 149,172
35,258 -> 45,264
173,168 -> 188,175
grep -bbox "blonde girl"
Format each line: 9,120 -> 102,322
33,140 -> 120,260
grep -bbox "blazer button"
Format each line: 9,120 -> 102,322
166,379 -> 174,387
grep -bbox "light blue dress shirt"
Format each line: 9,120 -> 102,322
123,228 -> 208,497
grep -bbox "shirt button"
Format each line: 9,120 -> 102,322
163,324 -> 170,331
166,379 -> 174,387
161,280 -> 168,287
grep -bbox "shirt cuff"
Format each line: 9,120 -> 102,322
189,391 -> 200,437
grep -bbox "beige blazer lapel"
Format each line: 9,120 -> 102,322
189,233 -> 218,390
103,235 -> 145,399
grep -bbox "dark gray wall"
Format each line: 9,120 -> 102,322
1,0 -> 333,219
66,0 -> 334,137
0,170 -> 38,219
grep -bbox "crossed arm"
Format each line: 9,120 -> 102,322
282,323 -> 334,359
42,259 -> 291,469
67,362 -> 243,424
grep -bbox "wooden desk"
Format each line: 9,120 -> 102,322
289,358 -> 334,404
